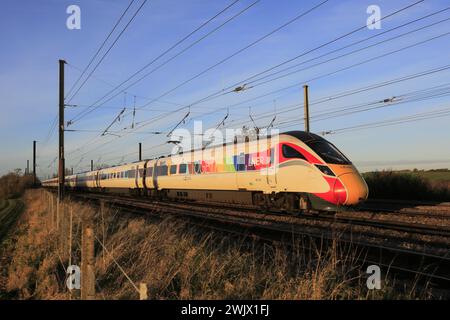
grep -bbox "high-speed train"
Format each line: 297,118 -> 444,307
42,131 -> 369,212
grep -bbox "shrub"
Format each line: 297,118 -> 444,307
0,173 -> 35,200
363,171 -> 450,201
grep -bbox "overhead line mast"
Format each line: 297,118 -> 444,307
58,59 -> 66,200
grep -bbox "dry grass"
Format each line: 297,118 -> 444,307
0,189 -> 436,300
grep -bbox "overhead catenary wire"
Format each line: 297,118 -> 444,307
62,0 -> 426,161
318,106 -> 450,135
270,84 -> 450,130
246,17 -> 450,89
66,61 -> 197,109
67,0 -> 248,126
78,0 -> 261,123
224,74 -> 450,128
225,31 -> 450,112
63,0 -> 333,160
66,0 -> 149,104
64,0 -> 136,100
42,1 -> 450,176
64,62 -> 450,169
110,0 -> 432,134
68,82 -> 450,170
177,0 -> 429,110
135,0 -> 331,111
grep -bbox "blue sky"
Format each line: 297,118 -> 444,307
1,0 -> 449,178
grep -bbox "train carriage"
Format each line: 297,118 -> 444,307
42,131 -> 368,212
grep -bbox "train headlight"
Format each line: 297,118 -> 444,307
315,164 -> 335,176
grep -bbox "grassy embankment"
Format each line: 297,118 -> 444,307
0,189 -> 436,300
0,173 -> 33,299
0,172 -> 33,243
363,169 -> 450,201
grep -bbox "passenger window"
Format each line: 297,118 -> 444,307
179,163 -> 187,174
237,153 -> 246,171
170,165 -> 177,175
147,167 -> 153,176
282,144 -> 306,160
157,165 -> 168,176
194,163 -> 201,174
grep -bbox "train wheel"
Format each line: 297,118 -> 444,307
253,193 -> 268,211
283,193 -> 298,215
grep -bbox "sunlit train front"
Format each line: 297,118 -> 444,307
42,131 -> 369,212
279,132 -> 369,210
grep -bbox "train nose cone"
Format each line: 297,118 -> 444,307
338,172 -> 369,205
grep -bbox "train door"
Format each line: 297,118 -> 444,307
142,161 -> 148,190
153,159 -> 159,190
236,139 -> 247,189
266,138 -> 277,190
135,165 -> 139,189
95,171 -> 100,188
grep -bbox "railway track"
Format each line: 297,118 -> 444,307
50,190 -> 450,290
358,199 -> 450,219
72,192 -> 450,238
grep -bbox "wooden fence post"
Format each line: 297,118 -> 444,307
81,218 -> 95,300
100,200 -> 106,270
140,283 -> 148,300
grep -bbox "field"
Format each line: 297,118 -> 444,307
408,170 -> 450,186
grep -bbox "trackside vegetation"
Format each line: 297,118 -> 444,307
363,170 -> 450,201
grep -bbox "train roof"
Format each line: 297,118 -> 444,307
47,130 -> 327,180
283,131 -> 326,143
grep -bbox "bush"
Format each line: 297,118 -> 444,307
0,173 -> 35,200
363,171 -> 450,201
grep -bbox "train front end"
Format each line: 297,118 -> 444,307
285,131 -> 369,211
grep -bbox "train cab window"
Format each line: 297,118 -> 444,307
306,141 -> 351,165
179,163 -> 187,174
282,144 -> 307,160
170,165 -> 177,175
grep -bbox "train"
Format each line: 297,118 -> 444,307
42,131 -> 369,212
